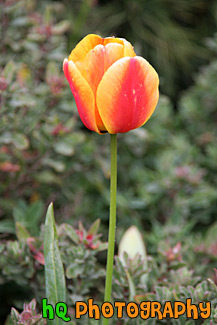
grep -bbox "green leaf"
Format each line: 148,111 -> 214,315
44,203 -> 66,325
42,158 -> 65,173
11,17 -> 31,27
0,219 -> 15,234
15,222 -> 30,241
3,61 -> 16,83
64,224 -> 79,244
13,200 -> 43,236
170,261 -> 187,270
10,308 -> 20,323
52,20 -> 70,34
207,278 -> 217,292
34,171 -> 61,185
46,62 -> 59,80
13,133 -> 29,150
96,242 -> 108,252
87,219 -> 100,236
125,269 -> 136,301
54,141 -> 74,156
0,132 -> 29,150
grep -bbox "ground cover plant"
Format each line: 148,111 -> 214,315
0,0 -> 217,324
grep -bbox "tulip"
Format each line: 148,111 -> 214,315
63,34 -> 159,134
63,35 -> 160,325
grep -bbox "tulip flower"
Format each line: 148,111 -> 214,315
63,34 -> 160,325
63,34 -> 159,134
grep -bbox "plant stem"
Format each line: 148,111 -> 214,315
103,134 -> 117,325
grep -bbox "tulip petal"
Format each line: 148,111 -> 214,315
84,43 -> 124,93
69,35 -> 136,64
63,59 -> 100,133
103,37 -> 136,57
75,42 -> 132,91
121,38 -> 137,57
74,43 -> 125,132
104,43 -> 126,70
68,34 -> 102,62
96,56 -> 159,134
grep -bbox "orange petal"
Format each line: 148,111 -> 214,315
63,59 -> 100,133
84,43 -> 124,93
96,56 -> 159,134
75,43 -> 124,132
68,34 -> 102,62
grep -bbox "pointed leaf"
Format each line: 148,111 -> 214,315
125,269 -> 136,301
44,203 -> 66,325
3,61 -> 16,83
15,222 -> 30,241
87,219 -> 100,236
64,224 -> 79,244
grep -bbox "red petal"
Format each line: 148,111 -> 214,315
97,56 -> 159,134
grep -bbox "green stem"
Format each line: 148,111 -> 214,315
103,134 -> 117,325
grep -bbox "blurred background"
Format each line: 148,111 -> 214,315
1,0 -> 217,323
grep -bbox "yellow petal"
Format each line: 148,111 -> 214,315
68,34 -> 102,62
103,37 -> 136,57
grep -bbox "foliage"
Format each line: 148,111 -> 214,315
10,299 -> 44,325
4,216 -> 217,324
58,220 -> 107,303
111,220 -> 217,324
2,216 -> 107,323
0,0 -> 100,227
1,0 -> 217,234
